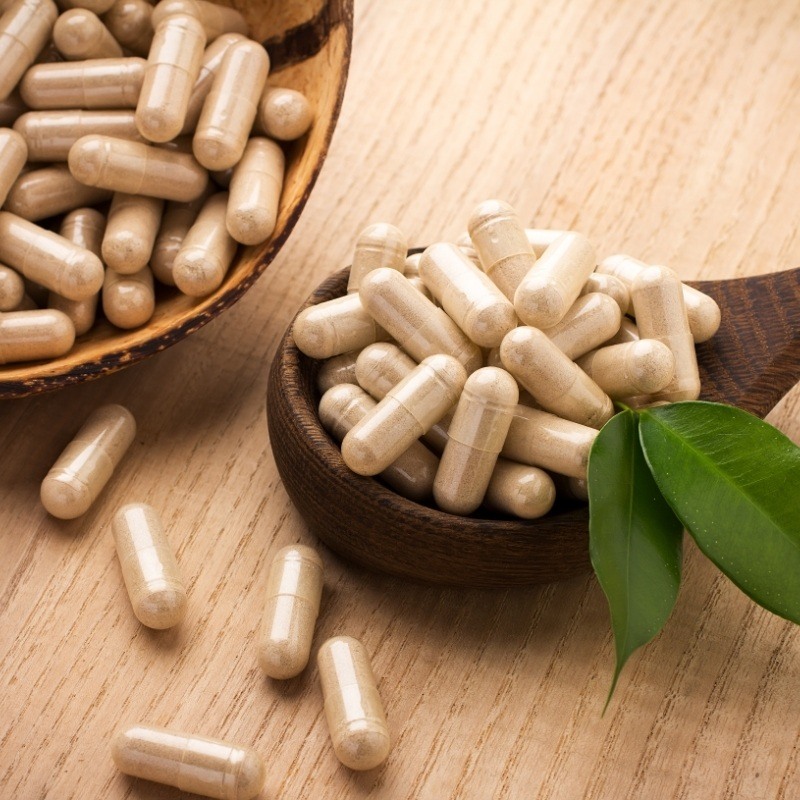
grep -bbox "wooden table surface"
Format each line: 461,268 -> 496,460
3,1 -> 800,798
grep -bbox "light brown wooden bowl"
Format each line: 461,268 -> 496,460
0,0 -> 353,399
267,262 -> 800,587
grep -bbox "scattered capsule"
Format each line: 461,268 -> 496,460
103,265 -> 155,329
0,264 -> 25,311
150,0 -> 249,42
342,354 -> 466,476
69,134 -> 209,201
193,39 -> 269,170
433,367 -> 518,515
0,308 -> 74,363
317,636 -> 390,771
40,404 -> 136,519
0,211 -> 105,300
136,13 -> 206,142
111,724 -> 265,800
484,459 -> 556,519
316,349 -> 359,393
630,265 -> 701,402
226,137 -> 284,245
524,228 -> 570,257
602,316 -> 639,346
103,0 -> 154,57
0,127 -> 28,207
258,544 -> 323,679
172,191 -> 236,297
20,57 -> 146,109
0,89 -> 26,126
53,9 -> 123,60
500,326 -> 614,428
257,86 -> 313,141
542,292 -> 622,360
346,223 -> 407,294
580,272 -> 630,314
102,193 -> 164,273
359,268 -> 483,374
112,503 -> 187,629
514,232 -> 597,329
319,383 -> 439,501
467,199 -> 536,301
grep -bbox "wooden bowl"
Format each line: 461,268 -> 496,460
0,0 -> 354,399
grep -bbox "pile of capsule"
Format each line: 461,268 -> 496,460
0,0 -> 313,364
293,199 -> 722,519
39,403 -> 390,797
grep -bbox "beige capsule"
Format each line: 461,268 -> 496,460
603,316 -> 639,346
433,367 -> 518,515
484,458 -> 556,519
0,263 -> 25,311
172,191 -> 236,297
524,228 -> 571,257
102,193 -> 164,273
317,636 -> 390,771
59,0 -> 116,12
40,404 -> 136,519
514,232 -> 597,329
406,275 -> 433,302
150,0 -> 249,41
580,272 -> 630,315
103,265 -> 154,328
0,0 -> 58,102
226,136 -> 283,245
258,544 -> 323,679
467,199 -> 536,301
256,86 -> 313,141
0,308 -> 75,363
419,242 -> 517,348
193,39 -> 269,170
576,339 -> 675,399
598,253 -> 721,343
0,127 -> 27,207
111,724 -> 265,800
359,268 -> 483,374
0,89 -> 26,126
4,164 -> 112,222
14,109 -> 144,162
500,326 -> 614,429
346,222 -> 407,294
0,211 -> 104,300
630,265 -> 701,402
316,349 -> 359,393
103,0 -> 154,57
112,503 -> 187,629
342,354 -> 466,476
500,404 -> 598,479
403,252 -> 421,277
12,291 -> 37,310
542,292 -> 622,360
69,134 -> 209,201
552,473 -> 589,502
53,9 -> 123,60
20,57 -> 146,109
136,13 -> 206,142
320,384 -> 438,501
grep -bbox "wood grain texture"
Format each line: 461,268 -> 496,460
2,0 -> 800,798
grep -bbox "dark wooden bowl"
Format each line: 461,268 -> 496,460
267,262 -> 800,587
0,0 -> 353,399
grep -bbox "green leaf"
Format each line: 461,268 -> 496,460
639,401 -> 800,625
588,409 -> 684,708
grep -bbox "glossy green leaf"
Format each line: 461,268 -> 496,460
639,401 -> 800,625
588,409 -> 684,707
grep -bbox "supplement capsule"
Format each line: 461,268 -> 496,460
258,544 -> 323,679
598,253 -> 721,343
53,9 -> 123,60
0,89 -> 26,126
467,199 -> 536,301
226,137 -> 283,245
136,13 -> 206,142
342,354 -> 466,476
256,86 -> 313,141
69,134 -> 209,201
500,404 -> 598,479
346,222 -> 407,294
359,268 -> 483,374
150,0 -> 249,42
419,242 -> 517,348
514,232 -> 597,329
0,308 -> 74,363
172,191 -> 236,297
542,292 -> 622,360
316,349 -> 359,393
193,39 -> 269,170
103,265 -> 155,329
433,366 -> 518,515
602,316 -> 639,346
103,0 -> 154,57
0,264 -> 25,311
576,339 -> 675,399
552,473 -> 590,501
0,0 -> 58,101
500,326 -> 614,428
484,458 -> 556,519
0,127 -> 27,207
111,724 -> 265,800
524,228 -> 570,257
403,252 -> 421,277
317,636 -> 390,771
630,265 -> 701,402
319,383 -> 439,501
112,502 -> 187,629
102,193 -> 164,273
0,211 -> 105,300
40,403 -> 136,519
580,272 -> 630,314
